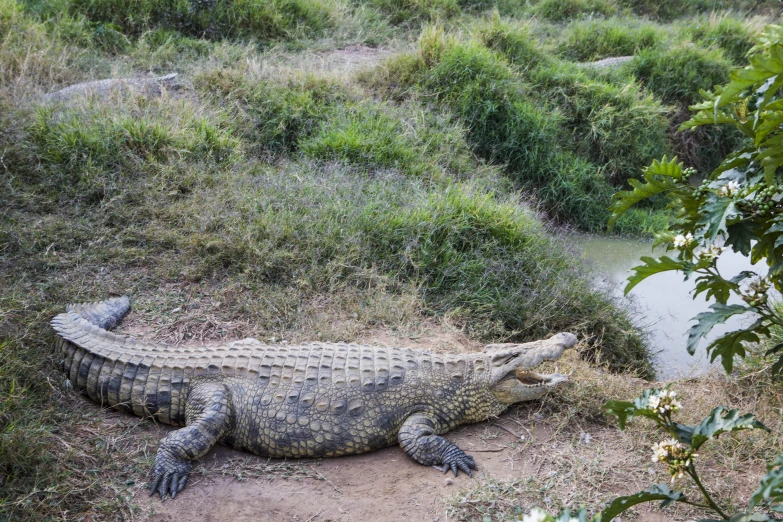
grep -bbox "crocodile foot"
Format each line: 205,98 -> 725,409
149,448 -> 192,500
433,445 -> 477,477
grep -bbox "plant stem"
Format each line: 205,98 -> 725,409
679,499 -> 712,510
687,466 -> 729,519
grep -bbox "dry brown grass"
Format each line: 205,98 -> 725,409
446,350 -> 783,520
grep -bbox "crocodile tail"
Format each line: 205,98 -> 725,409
66,295 -> 131,330
52,298 -> 186,426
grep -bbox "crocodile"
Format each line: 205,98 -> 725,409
51,296 -> 575,499
578,56 -> 634,68
44,73 -> 179,103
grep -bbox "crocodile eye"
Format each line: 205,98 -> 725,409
491,352 -> 519,366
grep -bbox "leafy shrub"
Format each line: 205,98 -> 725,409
528,0 -> 618,23
555,18 -> 662,62
529,387 -> 776,520
610,22 -> 783,375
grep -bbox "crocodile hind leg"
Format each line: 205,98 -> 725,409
398,413 -> 477,477
149,381 -> 232,499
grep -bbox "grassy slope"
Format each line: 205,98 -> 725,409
0,0 -> 777,519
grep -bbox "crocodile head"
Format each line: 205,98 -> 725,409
487,332 -> 576,404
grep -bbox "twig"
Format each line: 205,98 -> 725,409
305,509 -> 325,522
309,466 -> 342,494
491,423 -> 522,439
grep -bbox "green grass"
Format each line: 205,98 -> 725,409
367,26 -> 675,230
478,19 -> 671,187
528,60 -> 670,185
617,0 -> 779,20
678,14 -> 762,64
627,43 -> 731,104
623,42 -> 744,173
474,16 -> 550,69
373,35 -> 618,231
52,0 -> 338,40
300,101 -> 475,179
528,0 -> 618,22
554,17 -> 662,62
367,0 -> 460,25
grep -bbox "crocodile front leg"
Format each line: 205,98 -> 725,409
149,381 -> 231,499
398,413 -> 477,477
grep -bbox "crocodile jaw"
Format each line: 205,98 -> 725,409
490,370 -> 569,404
485,332 -> 576,404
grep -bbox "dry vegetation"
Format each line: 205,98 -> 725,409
445,351 -> 783,520
2,0 -> 782,520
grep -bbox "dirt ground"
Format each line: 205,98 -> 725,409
133,404 -> 714,522
138,421 -> 527,522
135,416 -> 606,522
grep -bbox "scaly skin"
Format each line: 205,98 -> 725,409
44,73 -> 178,103
51,297 -> 576,499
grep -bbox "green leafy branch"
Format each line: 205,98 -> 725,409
521,388 -> 775,521
608,22 -> 783,375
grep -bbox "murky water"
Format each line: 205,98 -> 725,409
572,234 -> 763,378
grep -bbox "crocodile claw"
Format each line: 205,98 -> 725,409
149,450 -> 191,499
434,448 -> 477,477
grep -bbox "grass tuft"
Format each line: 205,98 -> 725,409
528,0 -> 618,22
529,60 -> 670,185
475,15 -> 549,70
366,0 -> 460,25
414,38 -> 617,230
555,17 -> 662,62
679,14 -> 762,64
628,42 -> 731,105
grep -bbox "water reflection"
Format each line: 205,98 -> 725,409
572,234 -> 763,378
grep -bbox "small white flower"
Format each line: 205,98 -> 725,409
651,441 -> 670,462
720,180 -> 741,197
648,395 -> 660,410
672,233 -> 694,249
699,244 -> 726,260
521,508 -> 549,522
